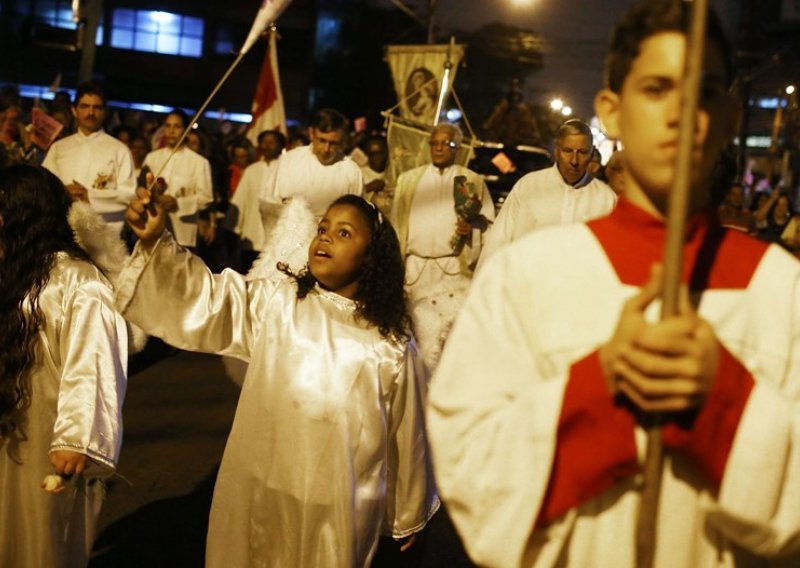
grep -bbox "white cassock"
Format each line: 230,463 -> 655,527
142,145 -> 214,248
42,130 -> 136,234
477,164 -> 617,270
227,158 -> 280,251
393,164 -> 495,371
273,145 -> 363,216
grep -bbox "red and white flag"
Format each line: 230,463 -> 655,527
246,28 -> 287,145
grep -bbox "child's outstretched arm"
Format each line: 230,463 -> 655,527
116,182 -> 275,360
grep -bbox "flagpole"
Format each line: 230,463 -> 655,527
635,1 -> 708,566
147,0 -> 293,198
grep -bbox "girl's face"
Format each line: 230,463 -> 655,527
308,204 -> 372,299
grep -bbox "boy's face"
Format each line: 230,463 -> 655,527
595,32 -> 737,216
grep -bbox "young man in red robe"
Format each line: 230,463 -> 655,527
428,1 -> 800,565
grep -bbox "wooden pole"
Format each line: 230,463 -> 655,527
635,1 -> 708,566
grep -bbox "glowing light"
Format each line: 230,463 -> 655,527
561,106 -> 573,117
786,85 -> 796,95
446,108 -> 462,122
150,11 -> 175,24
550,98 -> 564,111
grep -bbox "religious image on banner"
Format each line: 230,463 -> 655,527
386,44 -> 465,126
247,27 -> 287,146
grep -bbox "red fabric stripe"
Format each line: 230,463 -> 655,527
587,198 -> 768,290
662,344 -> 754,490
537,351 -> 640,526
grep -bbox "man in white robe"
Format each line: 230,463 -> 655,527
391,123 -> 494,371
43,81 -> 136,235
477,118 -> 616,270
273,108 -> 362,217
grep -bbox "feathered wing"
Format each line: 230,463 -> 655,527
246,197 -> 316,281
67,202 -> 148,353
223,197 -> 317,386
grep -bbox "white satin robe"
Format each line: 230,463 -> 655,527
115,234 -> 439,568
0,254 -> 128,568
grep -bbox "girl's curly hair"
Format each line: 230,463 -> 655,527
0,164 -> 90,438
280,195 -> 413,341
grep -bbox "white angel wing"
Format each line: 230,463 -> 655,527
223,197 -> 317,386
68,202 -> 148,353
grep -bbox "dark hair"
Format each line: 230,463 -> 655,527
605,0 -> 733,94
310,108 -> 349,134
166,108 -> 189,127
257,129 -> 287,149
74,80 -> 108,107
280,195 -> 412,341
112,124 -> 136,141
0,165 -> 90,438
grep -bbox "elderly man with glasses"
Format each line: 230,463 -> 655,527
391,123 -> 494,372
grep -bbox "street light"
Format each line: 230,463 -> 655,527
562,106 -> 573,117
787,85 -> 796,95
550,98 -> 564,111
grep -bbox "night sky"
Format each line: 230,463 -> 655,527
373,0 -> 737,119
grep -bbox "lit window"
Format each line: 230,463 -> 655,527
110,9 -> 204,57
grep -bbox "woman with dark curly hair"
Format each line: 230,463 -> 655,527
118,191 -> 437,567
0,164 -> 127,568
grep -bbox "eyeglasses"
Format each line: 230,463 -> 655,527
429,139 -> 458,149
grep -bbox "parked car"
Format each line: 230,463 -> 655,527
469,142 -> 551,212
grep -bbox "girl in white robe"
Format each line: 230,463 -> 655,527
119,192 -> 438,567
0,165 -> 128,568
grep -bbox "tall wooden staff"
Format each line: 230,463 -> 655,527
147,0 -> 292,197
635,0 -> 709,566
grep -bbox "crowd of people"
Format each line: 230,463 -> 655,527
2,0 -> 800,566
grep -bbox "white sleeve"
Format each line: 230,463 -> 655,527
115,232 -> 275,360
427,250 -> 565,567
475,180 -> 523,272
52,278 -> 128,472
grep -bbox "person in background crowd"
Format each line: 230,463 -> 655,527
227,129 -> 286,272
477,119 -> 616,270
602,149 -> 627,195
273,108 -> 362,217
42,81 -> 136,237
718,182 -> 754,233
391,122 -> 494,372
361,135 -> 393,217
141,109 -> 214,252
